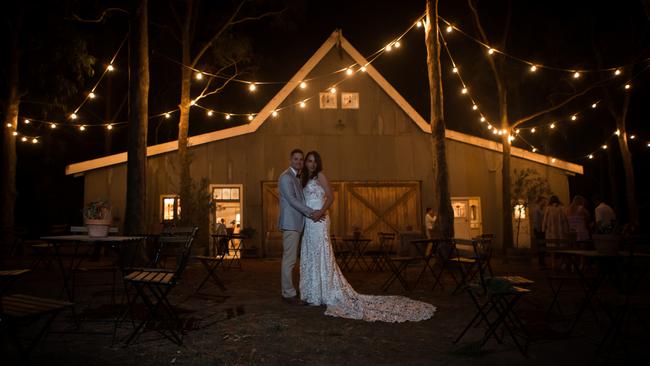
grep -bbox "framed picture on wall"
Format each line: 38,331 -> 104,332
341,92 -> 359,109
319,92 -> 337,109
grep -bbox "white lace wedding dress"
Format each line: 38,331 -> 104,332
299,178 -> 435,322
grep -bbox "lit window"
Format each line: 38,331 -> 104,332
161,195 -> 180,221
513,204 -> 526,219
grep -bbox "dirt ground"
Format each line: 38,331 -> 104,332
1,252 -> 647,365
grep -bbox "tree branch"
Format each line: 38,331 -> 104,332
151,21 -> 181,44
190,0 -> 247,68
230,9 -> 286,26
70,8 -> 128,23
499,0 -> 512,50
195,61 -> 239,101
512,81 -> 606,128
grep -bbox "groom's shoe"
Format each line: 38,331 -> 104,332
282,296 -> 307,306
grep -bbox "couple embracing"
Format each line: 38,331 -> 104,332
278,149 -> 435,322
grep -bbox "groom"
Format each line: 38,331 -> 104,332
278,149 -> 323,305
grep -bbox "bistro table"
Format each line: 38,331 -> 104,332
551,249 -> 650,334
211,234 -> 246,270
342,237 -> 373,271
40,235 -> 143,303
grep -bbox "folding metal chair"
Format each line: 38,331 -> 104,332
1,294 -> 73,364
381,237 -> 421,292
366,232 -> 396,272
331,235 -> 351,271
118,227 -> 197,345
193,234 -> 227,294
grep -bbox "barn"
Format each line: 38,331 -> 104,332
66,30 -> 582,256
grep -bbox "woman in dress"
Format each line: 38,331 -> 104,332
542,195 -> 569,240
566,195 -> 590,243
298,151 -> 435,322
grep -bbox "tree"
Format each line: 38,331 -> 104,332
424,0 -> 453,239
467,0 -> 606,254
510,168 -> 551,248
1,1 -> 94,256
124,0 -> 150,235
163,0 -> 283,239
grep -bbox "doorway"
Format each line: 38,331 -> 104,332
451,197 -> 483,239
211,184 -> 243,259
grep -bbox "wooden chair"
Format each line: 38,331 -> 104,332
193,235 -> 227,294
1,294 -> 73,364
119,227 -> 197,345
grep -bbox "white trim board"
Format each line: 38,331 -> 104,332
66,30 -> 582,176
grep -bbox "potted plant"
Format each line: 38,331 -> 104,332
82,200 -> 112,237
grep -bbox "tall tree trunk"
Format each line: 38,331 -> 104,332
1,14 -> 21,257
424,0 -> 454,239
617,122 -> 638,226
124,0 -> 149,235
177,0 -> 193,225
501,129 -> 514,255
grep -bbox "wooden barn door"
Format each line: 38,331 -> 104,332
261,181 -> 421,254
343,182 -> 421,241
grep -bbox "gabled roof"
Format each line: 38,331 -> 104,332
66,30 -> 582,175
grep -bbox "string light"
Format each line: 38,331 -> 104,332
630,135 -> 636,140
50,123 -> 56,129
592,103 -> 597,109
12,131 -> 18,136
550,123 -> 556,129
615,129 -> 620,136
107,64 -> 115,72
531,128 -> 536,133
190,100 -> 196,105
70,113 -> 78,120
248,114 -> 254,121
195,72 -> 203,80
24,119 -> 30,124
164,113 -> 171,119
487,48 -> 495,55
602,144 -> 608,149
385,44 -> 393,52
472,104 -> 478,110
330,87 -> 337,94
416,20 -> 423,28
207,110 -> 214,116
360,66 -> 367,72
272,110 -> 278,117
461,87 -> 468,94
300,81 -> 307,89
551,158 -> 556,163
529,65 -> 537,72
480,116 -> 486,122
299,101 -> 306,108
588,154 -> 594,159
452,67 -> 458,73
248,83 -> 257,91
394,41 -> 401,48
624,83 -> 631,90
6,123 -> 12,128
88,92 -> 96,99
106,124 -> 113,130
573,71 -> 581,79
346,68 -> 353,75
614,69 -> 621,76
532,147 -> 537,152
21,137 -> 27,142
446,25 -> 453,33
225,114 -> 231,120
79,125 -> 86,131
571,115 -> 577,121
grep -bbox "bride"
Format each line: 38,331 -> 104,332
299,151 -> 435,322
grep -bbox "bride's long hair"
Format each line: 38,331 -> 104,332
301,151 -> 322,187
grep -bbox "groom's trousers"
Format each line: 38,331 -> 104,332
281,230 -> 301,298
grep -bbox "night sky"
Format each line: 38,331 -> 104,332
4,0 -> 650,233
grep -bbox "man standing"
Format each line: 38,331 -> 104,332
278,149 -> 316,305
425,207 -> 437,239
594,197 -> 616,231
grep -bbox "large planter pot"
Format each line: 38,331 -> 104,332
593,234 -> 622,255
84,218 -> 112,237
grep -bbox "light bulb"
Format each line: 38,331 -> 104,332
472,105 -> 478,110
88,92 -> 96,99
515,129 -> 520,134
249,83 -> 256,91
300,81 -> 307,89
24,119 -> 30,124
532,148 -> 537,153
12,131 -> 18,136
446,26 -> 453,33
624,83 -> 631,90
588,154 -> 594,159
195,72 -> 203,80
630,135 -> 636,140
21,137 -> 27,142
480,116 -> 486,122
360,66 -> 367,72
452,67 -> 458,73
461,87 -> 468,94
50,123 -> 56,129
330,87 -> 336,94
508,135 -> 515,142
487,48 -> 495,55
551,158 -> 556,163
530,65 -> 537,72
300,101 -> 306,108
394,41 -> 401,48
531,128 -> 536,133
385,44 -> 393,52
225,114 -> 231,120
272,110 -> 278,117
346,68 -> 353,75
492,129 -> 498,135
107,124 -> 113,130
573,71 -> 580,79
79,125 -> 86,131
190,100 -> 196,105
165,113 -> 171,119
207,110 -> 214,116
6,123 -> 12,128
602,144 -> 608,149
615,129 -> 620,136
614,69 -> 621,75
550,123 -> 556,129
248,115 -> 254,121
416,21 -> 422,28
592,103 -> 597,109
571,115 -> 577,121
32,138 -> 38,144
70,113 -> 78,120
107,64 -> 114,71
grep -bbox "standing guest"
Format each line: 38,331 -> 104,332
425,207 -> 437,239
594,197 -> 616,232
542,195 -> 569,240
566,195 -> 590,243
214,218 -> 228,255
532,196 -> 548,267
